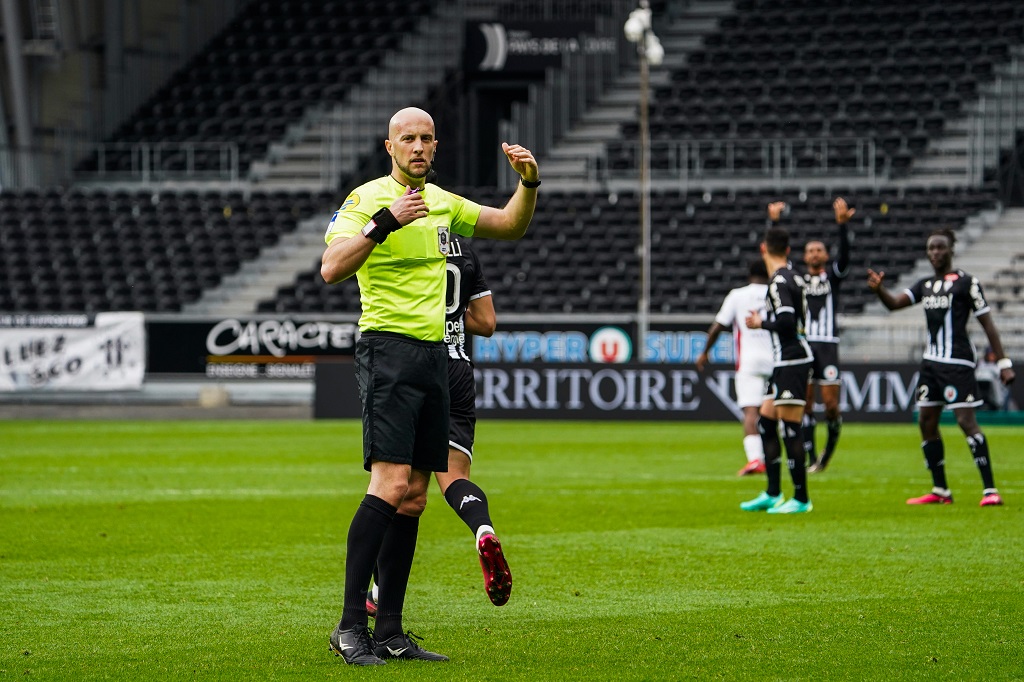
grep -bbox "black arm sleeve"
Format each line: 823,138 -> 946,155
760,311 -> 797,343
832,223 -> 851,278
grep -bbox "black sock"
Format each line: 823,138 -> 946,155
967,432 -> 996,490
783,419 -> 809,503
921,439 -> 948,490
802,413 -> 817,464
820,417 -> 842,465
759,415 -> 782,497
444,479 -> 493,537
373,513 -> 420,640
341,495 -> 396,629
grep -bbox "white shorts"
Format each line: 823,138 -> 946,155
735,371 -> 771,408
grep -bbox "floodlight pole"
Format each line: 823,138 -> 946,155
638,40 -> 651,363
624,1 -> 660,362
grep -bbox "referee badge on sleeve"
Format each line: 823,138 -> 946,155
437,226 -> 450,255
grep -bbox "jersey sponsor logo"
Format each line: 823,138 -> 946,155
804,276 -> 832,297
589,326 -> 632,363
943,385 -> 958,402
437,226 -> 450,255
922,295 -> 951,310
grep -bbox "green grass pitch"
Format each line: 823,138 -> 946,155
2,419 -> 1022,680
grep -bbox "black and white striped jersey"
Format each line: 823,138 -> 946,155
445,237 -> 491,363
800,223 -> 851,344
765,265 -> 814,366
905,269 -> 990,367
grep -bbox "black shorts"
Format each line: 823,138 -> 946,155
448,359 -> 477,460
916,359 -> 983,410
767,361 -> 813,406
354,332 -> 449,472
808,342 -> 841,385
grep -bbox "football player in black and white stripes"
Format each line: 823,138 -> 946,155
437,235 -> 512,606
868,228 -> 1015,507
742,225 -> 815,515
769,197 -> 854,473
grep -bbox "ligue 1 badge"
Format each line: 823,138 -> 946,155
437,226 -> 450,255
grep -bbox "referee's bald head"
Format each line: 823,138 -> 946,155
389,107 -> 434,139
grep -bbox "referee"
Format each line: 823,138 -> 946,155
321,107 -> 539,666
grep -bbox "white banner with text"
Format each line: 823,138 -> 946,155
0,312 -> 146,391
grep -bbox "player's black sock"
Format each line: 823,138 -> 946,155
373,512 -> 420,640
802,413 -> 817,465
759,415 -> 782,497
820,417 -> 842,466
966,432 -> 996,490
341,495 -> 396,629
921,439 -> 948,490
782,419 -> 809,503
444,478 -> 493,537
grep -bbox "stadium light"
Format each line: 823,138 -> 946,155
624,1 -> 662,361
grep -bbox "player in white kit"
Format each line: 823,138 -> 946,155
697,260 -> 775,476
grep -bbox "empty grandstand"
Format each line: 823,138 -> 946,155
2,0 -> 1023,387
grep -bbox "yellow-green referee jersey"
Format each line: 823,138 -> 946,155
325,176 -> 482,342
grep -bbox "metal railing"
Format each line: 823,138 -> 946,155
576,137 -> 879,187
969,53 -> 1024,186
73,142 -> 240,183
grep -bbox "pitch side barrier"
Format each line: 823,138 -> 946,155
135,317 -> 1017,420
316,359 -> 929,422
314,321 -> 1010,422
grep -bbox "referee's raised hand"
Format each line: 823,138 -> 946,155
501,142 -> 539,183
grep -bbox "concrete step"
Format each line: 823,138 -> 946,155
562,122 -> 625,140
581,105 -> 638,124
548,141 -> 606,159
542,157 -> 590,175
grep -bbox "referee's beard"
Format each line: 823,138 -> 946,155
396,158 -> 433,183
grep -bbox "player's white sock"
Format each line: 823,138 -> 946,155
475,524 -> 495,544
743,434 -> 765,463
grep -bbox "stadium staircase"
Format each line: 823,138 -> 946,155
247,3 -> 471,191
540,0 -> 735,190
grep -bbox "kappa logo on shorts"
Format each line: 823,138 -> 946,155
779,390 -> 794,400
944,385 -> 958,402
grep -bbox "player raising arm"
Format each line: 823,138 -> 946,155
867,228 -> 1015,507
